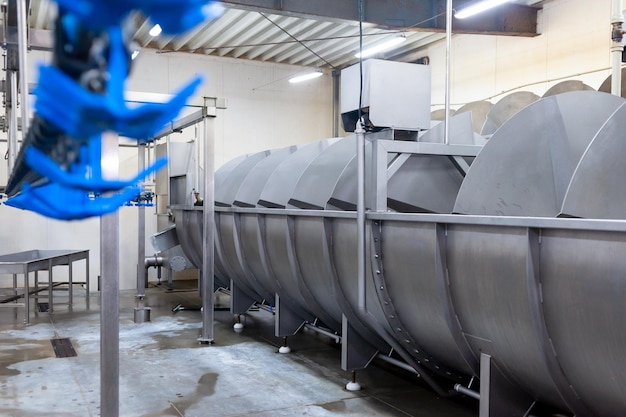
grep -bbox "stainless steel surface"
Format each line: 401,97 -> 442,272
173,90 -> 626,416
150,226 -> 180,253
480,91 -> 539,136
444,0 -> 452,146
136,144 -> 146,299
200,105 -> 215,342
542,80 -> 594,97
7,72 -> 18,173
455,91 -> 624,216
561,101 -> 626,219
17,0 -> 29,135
100,132 -> 120,417
216,150 -> 270,207
455,100 -> 493,134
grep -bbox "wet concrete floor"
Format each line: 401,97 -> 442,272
0,283 -> 477,417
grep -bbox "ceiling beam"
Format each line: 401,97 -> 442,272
220,0 -> 539,37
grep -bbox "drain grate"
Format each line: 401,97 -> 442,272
37,302 -> 49,312
50,338 -> 77,358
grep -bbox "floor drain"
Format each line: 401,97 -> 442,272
50,338 -> 77,358
37,303 -> 49,312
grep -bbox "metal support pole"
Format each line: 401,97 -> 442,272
16,0 -> 30,134
356,122 -> 366,311
200,101 -> 216,343
7,72 -> 18,173
100,132 -> 120,417
332,70 -> 340,137
136,143 -> 146,299
611,0 -> 624,96
444,0 -> 453,145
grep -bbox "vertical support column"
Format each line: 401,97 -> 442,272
444,0 -> 453,145
332,70 -> 340,137
356,123 -> 366,311
7,71 -> 18,173
100,132 -> 120,417
199,102 -> 216,343
611,0 -> 624,96
137,143 -> 146,299
16,0 -> 29,134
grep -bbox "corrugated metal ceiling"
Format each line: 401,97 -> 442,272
28,0 -> 545,70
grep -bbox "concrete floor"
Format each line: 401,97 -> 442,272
0,282 -> 478,417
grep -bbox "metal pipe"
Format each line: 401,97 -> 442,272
136,143 -> 146,298
377,354 -> 420,376
443,0 -> 452,145
356,122 -> 366,311
454,383 -> 480,400
7,72 -> 18,173
100,132 -> 120,417
16,0 -> 29,134
611,0 -> 624,96
144,255 -> 165,268
332,70 -> 340,137
304,323 -> 341,343
200,100 -> 215,343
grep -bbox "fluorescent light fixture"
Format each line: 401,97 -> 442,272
131,50 -> 140,60
289,72 -> 323,83
455,0 -> 511,19
355,35 -> 407,58
149,24 -> 162,37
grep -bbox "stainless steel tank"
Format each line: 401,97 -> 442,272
174,91 -> 626,416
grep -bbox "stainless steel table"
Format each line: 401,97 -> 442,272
0,249 -> 90,324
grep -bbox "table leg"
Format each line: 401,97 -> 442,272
69,263 -> 74,306
48,260 -> 53,313
23,273 -> 29,324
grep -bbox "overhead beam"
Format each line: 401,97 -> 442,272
219,0 -> 539,36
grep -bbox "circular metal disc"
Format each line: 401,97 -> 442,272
455,91 -> 624,216
480,91 -> 539,136
456,100 -> 493,133
543,80 -> 594,98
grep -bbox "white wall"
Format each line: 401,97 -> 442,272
0,0 -> 618,290
429,0 -> 615,109
0,49 -> 333,290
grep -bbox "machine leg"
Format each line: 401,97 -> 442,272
230,281 -> 256,316
345,370 -> 361,392
278,336 -> 291,354
274,293 -> 307,337
480,353 -> 535,417
341,314 -> 379,372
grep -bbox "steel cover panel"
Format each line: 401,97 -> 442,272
217,213 -> 270,301
216,150 -> 270,206
455,92 -> 624,217
238,213 -> 280,298
293,217 -> 343,327
387,155 -> 464,213
380,221 -> 476,374
561,101 -> 626,219
446,224 -> 567,409
456,100 -> 493,134
233,146 -> 298,207
480,91 -> 539,136
330,219 -> 392,337
542,80 -> 594,98
540,229 -> 626,417
258,138 -> 340,208
289,137 -> 356,210
263,215 -> 316,320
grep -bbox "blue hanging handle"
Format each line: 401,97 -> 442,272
4,1 -> 221,220
54,0 -> 223,34
35,27 -> 204,142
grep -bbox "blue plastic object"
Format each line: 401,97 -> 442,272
4,1 -> 220,220
54,0 -> 223,33
35,28 -> 203,142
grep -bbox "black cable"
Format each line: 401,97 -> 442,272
259,13 -> 336,69
358,0 -> 364,128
